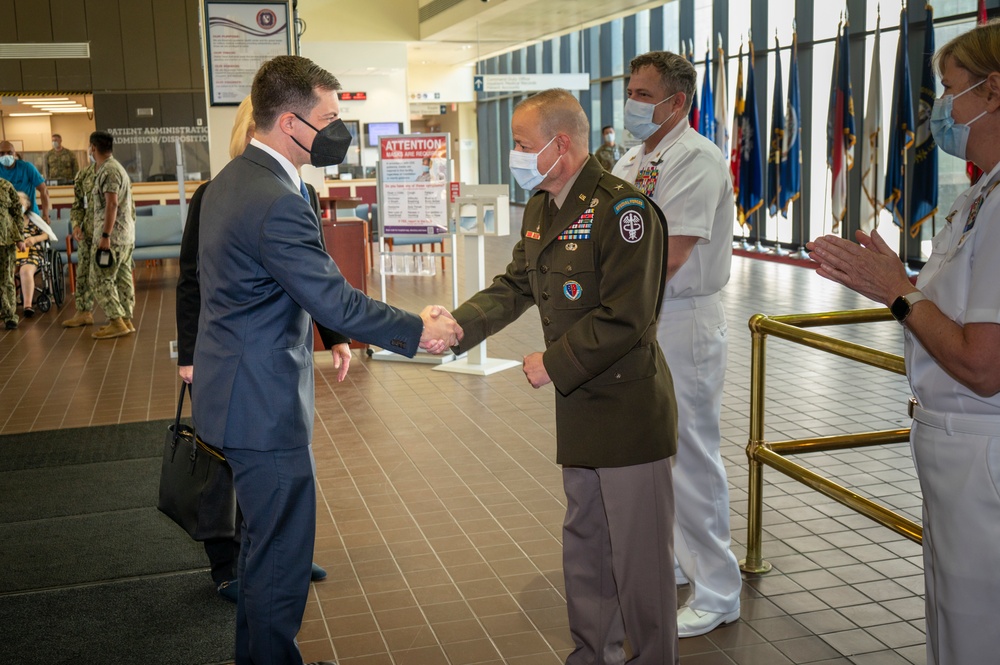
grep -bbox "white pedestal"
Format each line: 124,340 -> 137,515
370,348 -> 456,365
434,233 -> 519,377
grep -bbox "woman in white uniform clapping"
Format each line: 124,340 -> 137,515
809,19 -> 1000,665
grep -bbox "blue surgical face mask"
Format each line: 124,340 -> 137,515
0,155 -> 14,168
624,94 -> 677,140
509,135 -> 561,191
930,79 -> 988,160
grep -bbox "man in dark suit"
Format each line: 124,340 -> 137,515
194,55 -> 461,665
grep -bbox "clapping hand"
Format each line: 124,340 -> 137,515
419,305 -> 463,354
807,229 -> 912,305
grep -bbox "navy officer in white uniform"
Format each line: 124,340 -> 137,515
613,50 -> 741,638
810,20 -> 1000,665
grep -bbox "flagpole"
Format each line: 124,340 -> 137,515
771,143 -> 788,256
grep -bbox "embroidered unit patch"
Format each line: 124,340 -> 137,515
613,197 -> 646,214
563,280 -> 582,300
557,208 -> 595,240
619,210 -> 644,243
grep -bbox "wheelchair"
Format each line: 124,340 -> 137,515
15,240 -> 65,313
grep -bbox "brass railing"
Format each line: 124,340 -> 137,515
740,308 -> 923,575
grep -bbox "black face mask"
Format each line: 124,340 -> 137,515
292,114 -> 353,167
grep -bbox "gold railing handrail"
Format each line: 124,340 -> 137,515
741,308 -> 922,575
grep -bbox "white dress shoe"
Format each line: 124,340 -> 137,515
677,605 -> 740,638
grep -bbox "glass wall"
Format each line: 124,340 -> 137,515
476,0 -> 988,261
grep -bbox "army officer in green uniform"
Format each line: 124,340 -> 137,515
451,89 -> 680,665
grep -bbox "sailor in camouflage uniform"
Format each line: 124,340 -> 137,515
0,179 -> 25,329
45,134 -> 79,183
451,89 -> 680,665
63,161 -> 98,328
89,131 -> 136,339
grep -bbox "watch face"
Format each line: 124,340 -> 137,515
890,296 -> 909,322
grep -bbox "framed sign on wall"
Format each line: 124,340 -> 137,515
205,2 -> 291,106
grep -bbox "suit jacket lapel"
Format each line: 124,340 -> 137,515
539,156 -> 604,250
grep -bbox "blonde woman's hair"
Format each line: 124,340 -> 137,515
934,18 -> 1000,84
229,96 -> 255,160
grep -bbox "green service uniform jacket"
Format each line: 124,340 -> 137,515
453,156 -> 678,468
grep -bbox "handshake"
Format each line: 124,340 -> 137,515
418,305 -> 464,354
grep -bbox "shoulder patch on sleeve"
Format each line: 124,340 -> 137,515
618,209 -> 644,243
613,197 -> 646,214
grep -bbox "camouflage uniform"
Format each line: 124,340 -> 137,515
92,157 -> 135,321
595,142 -> 627,172
45,148 -> 78,183
70,164 -> 97,312
0,179 -> 23,325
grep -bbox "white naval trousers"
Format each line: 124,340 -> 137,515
657,293 -> 742,613
910,405 -> 1000,665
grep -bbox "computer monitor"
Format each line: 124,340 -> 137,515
365,122 -> 403,147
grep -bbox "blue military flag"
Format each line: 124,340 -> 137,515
885,7 -> 915,229
767,36 -> 785,217
737,40 -> 764,225
700,45 -> 715,143
780,29 -> 802,217
911,3 -> 938,237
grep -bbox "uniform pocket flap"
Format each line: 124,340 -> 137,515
271,344 -> 311,373
586,345 -> 656,387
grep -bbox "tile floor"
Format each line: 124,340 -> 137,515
0,210 -> 928,665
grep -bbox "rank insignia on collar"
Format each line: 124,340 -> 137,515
614,184 -> 624,191
590,198 -> 599,207
565,242 -> 578,251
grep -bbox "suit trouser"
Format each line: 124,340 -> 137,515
910,406 -> 1000,665
563,458 -> 678,665
225,446 -> 316,665
657,295 -> 741,613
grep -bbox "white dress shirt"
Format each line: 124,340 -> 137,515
612,120 -> 733,300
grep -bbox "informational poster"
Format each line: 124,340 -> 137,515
205,2 -> 290,106
378,134 -> 450,236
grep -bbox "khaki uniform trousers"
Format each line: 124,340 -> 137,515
0,244 -> 16,323
563,457 -> 678,665
92,244 -> 134,320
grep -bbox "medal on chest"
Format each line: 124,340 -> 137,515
634,164 -> 660,197
557,207 -> 595,240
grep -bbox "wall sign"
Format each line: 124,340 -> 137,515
378,133 -> 450,237
205,2 -> 291,106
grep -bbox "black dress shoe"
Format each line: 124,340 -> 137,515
23,307 -> 34,318
4,320 -> 16,330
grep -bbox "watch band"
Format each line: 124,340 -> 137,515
891,291 -> 927,323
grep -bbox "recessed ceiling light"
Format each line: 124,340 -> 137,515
9,112 -> 53,117
17,97 -> 68,103
25,101 -> 78,106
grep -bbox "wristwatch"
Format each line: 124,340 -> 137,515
101,232 -> 110,238
890,291 -> 927,323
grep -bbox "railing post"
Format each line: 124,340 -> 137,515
741,314 -> 772,574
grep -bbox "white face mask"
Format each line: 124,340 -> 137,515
88,151 -> 96,164
52,141 -> 60,149
509,136 -> 562,191
624,94 -> 677,140
603,132 -> 615,145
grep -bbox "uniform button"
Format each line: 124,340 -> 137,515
542,292 -> 549,300
540,265 -> 549,274
542,317 -> 551,326
566,265 -> 573,272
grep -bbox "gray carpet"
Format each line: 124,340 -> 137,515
0,421 -> 236,664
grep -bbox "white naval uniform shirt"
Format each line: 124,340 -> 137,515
907,160 -> 1000,415
612,120 -> 734,299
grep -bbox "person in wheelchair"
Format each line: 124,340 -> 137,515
15,191 -> 57,317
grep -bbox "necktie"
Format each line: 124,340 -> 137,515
299,179 -> 310,202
